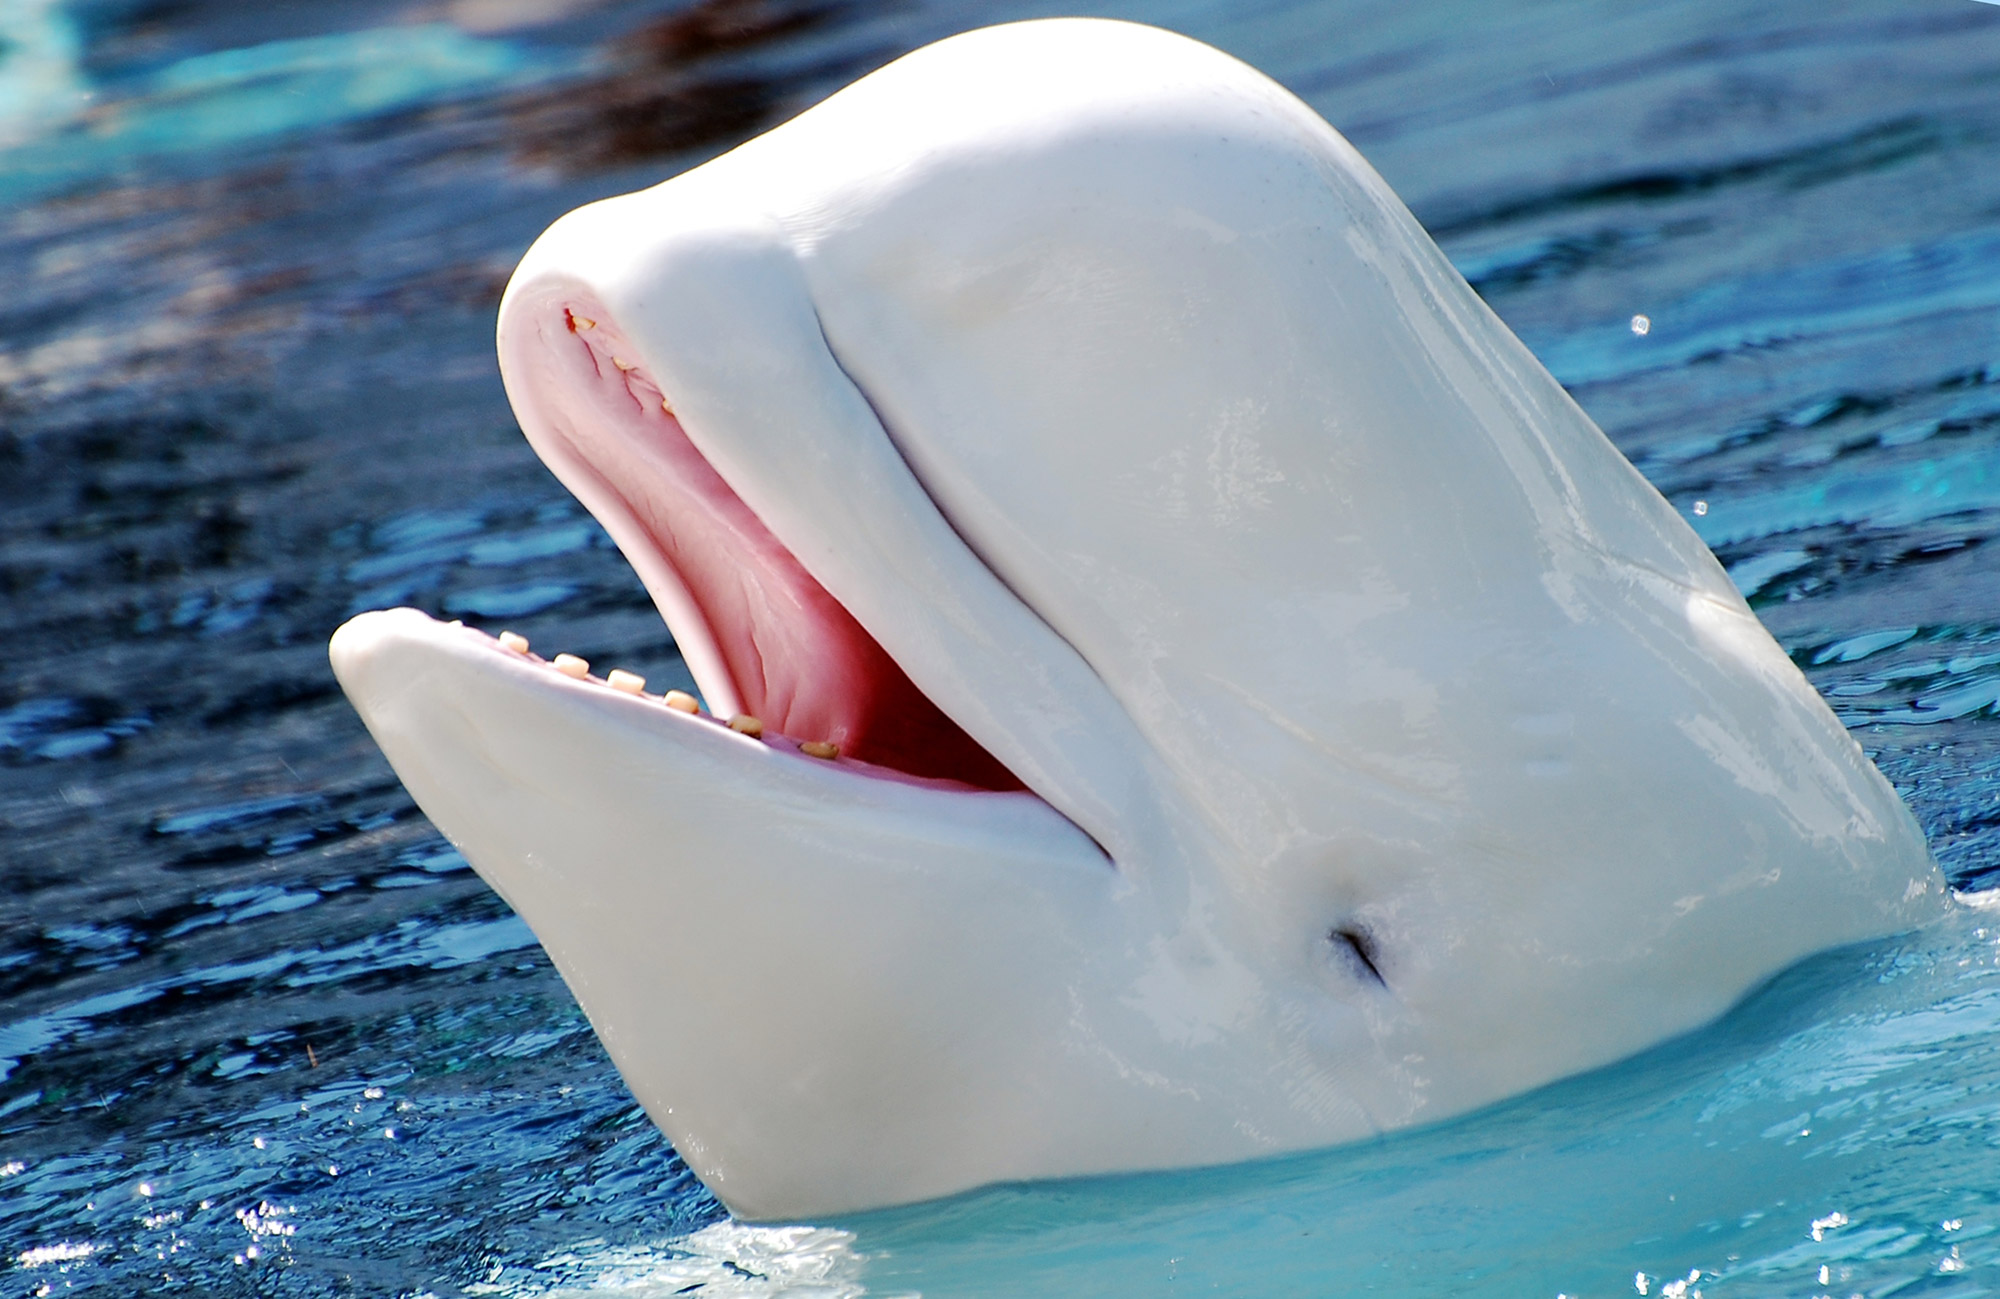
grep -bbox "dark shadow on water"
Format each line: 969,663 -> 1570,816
505,0 -> 903,172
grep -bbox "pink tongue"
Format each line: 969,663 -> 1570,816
538,305 -> 1022,793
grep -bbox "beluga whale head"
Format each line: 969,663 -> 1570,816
330,18 -> 1947,1220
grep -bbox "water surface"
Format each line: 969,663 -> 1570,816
3,0 -> 2000,1293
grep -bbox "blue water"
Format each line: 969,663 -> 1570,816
3,0 -> 2000,1293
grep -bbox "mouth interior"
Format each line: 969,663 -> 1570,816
527,298 -> 1025,793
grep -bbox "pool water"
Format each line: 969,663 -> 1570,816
3,0 -> 1999,1294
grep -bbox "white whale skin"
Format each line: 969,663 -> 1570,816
329,18 -> 1946,1220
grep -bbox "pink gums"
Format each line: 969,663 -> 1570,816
534,302 -> 1023,793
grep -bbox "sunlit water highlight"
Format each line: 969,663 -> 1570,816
3,0 -> 1999,1293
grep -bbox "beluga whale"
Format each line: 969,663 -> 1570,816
330,18 -> 1947,1220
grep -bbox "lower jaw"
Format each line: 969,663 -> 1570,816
460,619 -> 1014,793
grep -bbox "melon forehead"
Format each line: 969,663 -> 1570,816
508,16 -> 1934,940
668,40 -> 1722,631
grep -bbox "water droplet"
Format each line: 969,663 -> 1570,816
1631,314 -> 1652,335
1692,500 -> 1708,516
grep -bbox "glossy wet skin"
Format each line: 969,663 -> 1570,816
334,18 -> 1946,1218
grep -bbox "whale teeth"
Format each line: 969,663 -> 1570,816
661,398 -> 675,415
553,653 -> 590,679
607,669 -> 647,695
663,690 -> 700,714
498,631 -> 530,654
612,357 -> 637,371
800,740 -> 839,761
567,312 -> 595,332
728,714 -> 763,737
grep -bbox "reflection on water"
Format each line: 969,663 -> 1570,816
2,0 -> 1999,1293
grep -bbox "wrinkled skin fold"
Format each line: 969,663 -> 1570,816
330,18 -> 1946,1220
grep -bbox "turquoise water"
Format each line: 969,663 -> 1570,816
3,0 -> 1999,1293
844,909 -> 2000,1297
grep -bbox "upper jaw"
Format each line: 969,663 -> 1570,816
491,286 -> 1029,792
496,198 -> 1191,876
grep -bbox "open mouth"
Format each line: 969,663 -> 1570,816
492,293 -> 1027,795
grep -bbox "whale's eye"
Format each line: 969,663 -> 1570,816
1328,925 -> 1387,989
